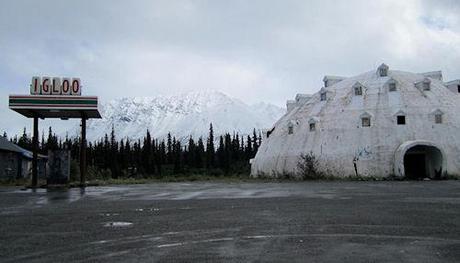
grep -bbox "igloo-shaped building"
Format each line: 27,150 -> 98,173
251,64 -> 460,179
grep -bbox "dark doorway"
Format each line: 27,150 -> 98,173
403,145 -> 443,179
404,153 -> 425,179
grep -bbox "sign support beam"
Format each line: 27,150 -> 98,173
80,116 -> 87,187
32,116 -> 38,188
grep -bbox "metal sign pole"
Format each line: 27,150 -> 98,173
32,116 -> 38,188
80,116 -> 87,187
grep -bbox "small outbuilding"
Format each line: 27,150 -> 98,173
0,136 -> 47,180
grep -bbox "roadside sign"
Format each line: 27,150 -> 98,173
30,76 -> 81,96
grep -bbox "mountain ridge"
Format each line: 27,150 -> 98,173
84,90 -> 284,142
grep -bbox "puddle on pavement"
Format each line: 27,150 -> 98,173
135,208 -> 160,212
104,222 -> 133,228
100,213 -> 120,217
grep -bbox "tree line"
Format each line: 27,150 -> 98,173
4,124 -> 262,178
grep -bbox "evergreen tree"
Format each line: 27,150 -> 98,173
223,133 -> 232,172
119,139 -> 126,170
245,135 -> 252,159
103,133 -> 110,169
158,140 -> 166,176
125,138 -> 132,169
196,137 -> 205,168
40,131 -> 45,153
110,125 -> 119,177
46,127 -> 59,151
110,125 -> 117,152
252,129 -> 259,156
217,136 -> 225,168
12,135 -> 18,144
173,140 -> 182,174
206,123 -> 215,167
88,142 -> 94,166
18,127 -> 32,150
167,132 -> 172,164
258,131 -> 262,147
187,136 -> 195,167
233,133 -> 240,161
142,130 -> 153,174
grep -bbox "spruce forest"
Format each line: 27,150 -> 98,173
5,124 -> 262,180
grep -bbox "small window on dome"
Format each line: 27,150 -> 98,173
354,86 -> 362,96
457,85 -> 460,93
362,117 -> 371,127
288,124 -> 294,134
397,115 -> 406,125
377,64 -> 389,77
435,114 -> 443,124
308,118 -> 318,132
389,83 -> 397,92
320,92 -> 326,101
423,81 -> 430,91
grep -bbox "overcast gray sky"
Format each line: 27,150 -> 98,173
1,0 -> 460,136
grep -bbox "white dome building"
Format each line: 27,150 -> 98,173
251,64 -> 460,179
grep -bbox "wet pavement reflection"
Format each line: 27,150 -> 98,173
1,181 -> 460,262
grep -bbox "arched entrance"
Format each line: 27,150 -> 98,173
394,141 -> 446,179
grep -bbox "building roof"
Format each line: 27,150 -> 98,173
0,136 -> 25,153
9,95 -> 101,119
445,79 -> 460,85
420,71 -> 443,81
0,136 -> 47,159
323,75 -> 346,81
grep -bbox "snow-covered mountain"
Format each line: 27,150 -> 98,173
85,90 -> 284,142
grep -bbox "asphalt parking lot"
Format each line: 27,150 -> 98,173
1,181 -> 460,262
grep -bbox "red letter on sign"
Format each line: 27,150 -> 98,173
52,77 -> 61,95
71,78 -> 81,95
30,77 -> 41,95
62,78 -> 71,95
42,77 -> 51,94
